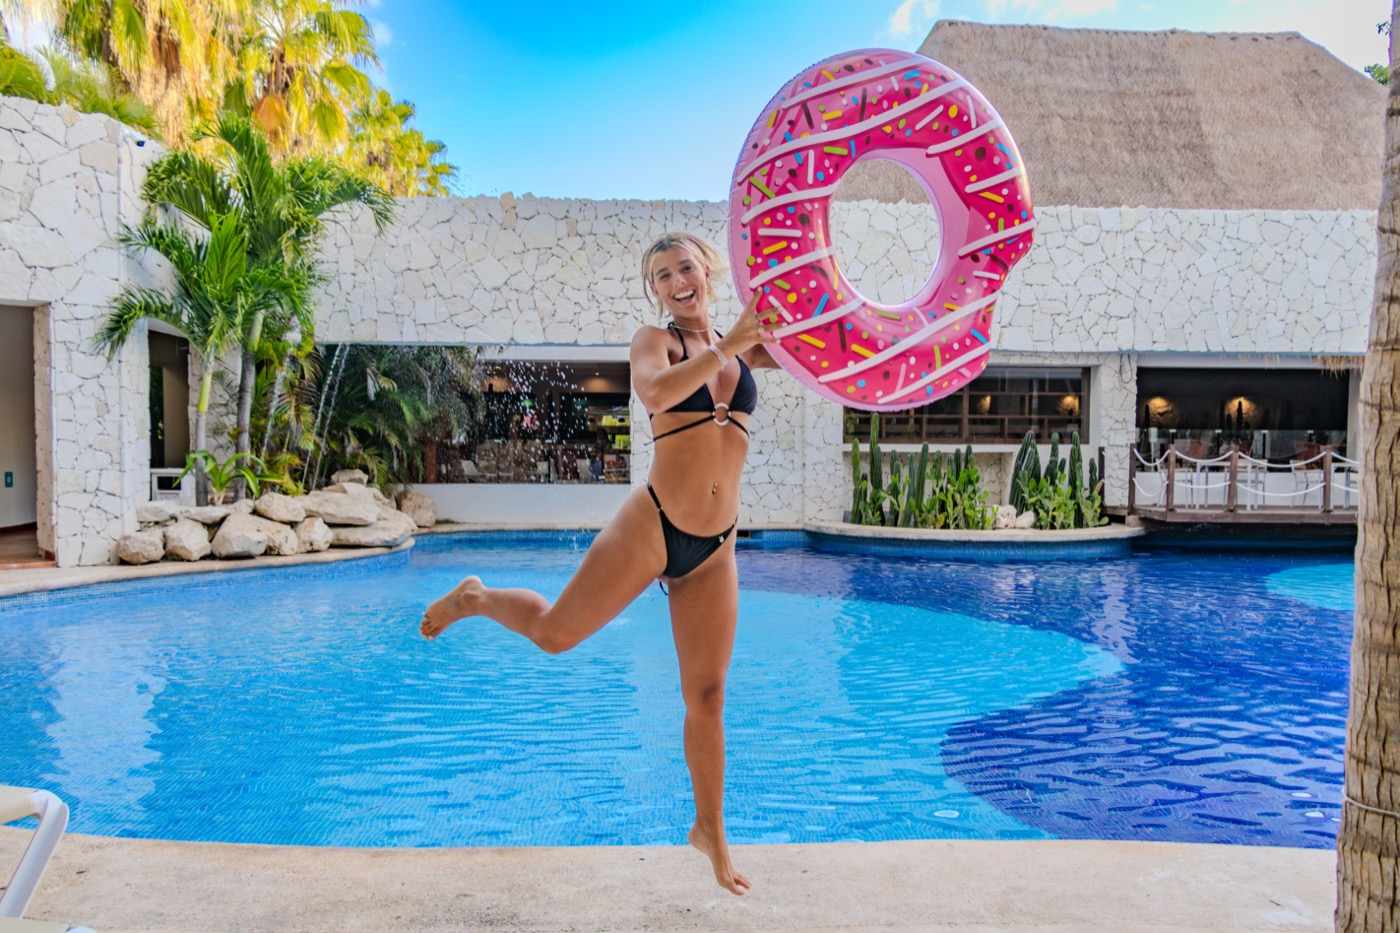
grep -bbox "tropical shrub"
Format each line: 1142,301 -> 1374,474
1010,429 -> 1108,529
849,418 -> 995,529
178,450 -> 285,504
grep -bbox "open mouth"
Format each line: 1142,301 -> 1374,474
672,290 -> 696,304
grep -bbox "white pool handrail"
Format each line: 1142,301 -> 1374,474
0,786 -> 70,920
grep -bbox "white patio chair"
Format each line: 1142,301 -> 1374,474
1,787 -> 89,931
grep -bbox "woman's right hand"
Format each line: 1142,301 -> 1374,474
718,290 -> 779,357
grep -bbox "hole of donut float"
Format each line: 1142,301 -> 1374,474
828,158 -> 943,307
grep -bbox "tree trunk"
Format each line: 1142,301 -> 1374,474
234,310 -> 266,499
258,350 -> 293,460
1335,3 -> 1400,929
192,365 -> 213,507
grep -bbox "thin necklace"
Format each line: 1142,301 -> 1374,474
670,322 -> 713,336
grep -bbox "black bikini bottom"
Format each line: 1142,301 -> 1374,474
646,484 -> 736,583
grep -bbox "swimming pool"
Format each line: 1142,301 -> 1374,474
0,532 -> 1351,848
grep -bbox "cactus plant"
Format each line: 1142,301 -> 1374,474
849,436 -> 865,523
1010,431 -> 1036,512
1044,433 -> 1061,488
868,415 -> 883,524
1068,430 -> 1084,527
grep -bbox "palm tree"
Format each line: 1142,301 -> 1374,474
231,0 -> 376,157
139,115 -> 393,467
50,0 -> 241,144
1335,2 -> 1400,928
96,213 -> 290,501
348,90 -> 457,196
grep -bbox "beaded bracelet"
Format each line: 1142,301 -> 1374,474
705,344 -> 729,368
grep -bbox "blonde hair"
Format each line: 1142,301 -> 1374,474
640,233 -> 726,317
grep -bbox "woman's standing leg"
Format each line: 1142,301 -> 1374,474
420,486 -> 666,652
666,539 -> 751,895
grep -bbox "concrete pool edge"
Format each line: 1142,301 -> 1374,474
1,827 -> 1334,932
804,520 -> 1144,561
0,540 -> 413,599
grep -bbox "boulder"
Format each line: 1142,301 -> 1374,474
330,468 -> 369,486
248,515 -> 300,556
116,528 -> 165,564
295,516 -> 333,553
397,489 -> 436,528
231,498 -> 255,515
184,505 -> 232,526
994,505 -> 1018,530
331,508 -> 415,548
1014,511 -> 1037,530
325,481 -> 389,505
136,501 -> 179,525
163,519 -> 211,561
211,513 -> 268,559
300,490 -> 379,526
377,504 -> 418,537
254,491 -> 305,524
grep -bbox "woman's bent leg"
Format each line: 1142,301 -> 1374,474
420,486 -> 667,653
666,540 -> 750,895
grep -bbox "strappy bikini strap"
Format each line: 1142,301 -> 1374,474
667,323 -> 689,360
651,416 -> 715,442
646,483 -> 665,513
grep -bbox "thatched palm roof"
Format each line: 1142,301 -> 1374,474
835,21 -> 1385,209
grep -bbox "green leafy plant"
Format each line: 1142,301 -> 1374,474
178,450 -> 282,505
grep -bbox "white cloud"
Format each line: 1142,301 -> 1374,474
981,0 -> 1118,21
888,0 -> 942,37
370,18 -> 393,49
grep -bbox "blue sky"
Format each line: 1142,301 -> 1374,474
364,0 -> 1390,199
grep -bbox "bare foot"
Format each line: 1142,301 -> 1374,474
689,821 -> 751,896
420,576 -> 485,640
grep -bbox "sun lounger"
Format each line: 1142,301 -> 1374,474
1,786 -> 89,931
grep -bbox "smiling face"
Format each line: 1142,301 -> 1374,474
648,245 -> 710,318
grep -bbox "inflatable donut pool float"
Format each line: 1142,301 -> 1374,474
727,48 -> 1035,412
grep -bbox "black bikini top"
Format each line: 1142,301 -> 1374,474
649,323 -> 758,442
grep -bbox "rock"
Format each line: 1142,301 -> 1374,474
116,528 -> 165,564
376,504 -> 418,537
211,513 -> 268,559
396,489 -> 437,528
331,509 -> 415,548
301,490 -> 379,526
248,515 -> 300,556
136,501 -> 179,525
184,505 -> 232,525
325,482 -> 389,505
330,468 -> 369,486
254,491 -> 305,524
295,516 -> 333,553
1014,511 -> 1037,529
163,519 -> 211,561
994,505 -> 1018,530
231,498 -> 255,515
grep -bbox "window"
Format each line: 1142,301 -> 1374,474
844,367 -> 1088,444
468,361 -> 631,483
1136,367 -> 1350,463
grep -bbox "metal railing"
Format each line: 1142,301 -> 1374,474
1128,444 -> 1360,515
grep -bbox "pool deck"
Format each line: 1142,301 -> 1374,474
0,540 -> 413,599
1,829 -> 1332,932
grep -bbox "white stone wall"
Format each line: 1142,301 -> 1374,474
0,95 -> 1377,560
0,97 -> 165,565
314,196 -> 1372,517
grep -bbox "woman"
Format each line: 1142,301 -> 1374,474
421,232 -> 780,895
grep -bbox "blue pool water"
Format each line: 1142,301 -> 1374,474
0,533 -> 1352,848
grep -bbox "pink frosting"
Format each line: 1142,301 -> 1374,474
726,48 -> 1036,412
